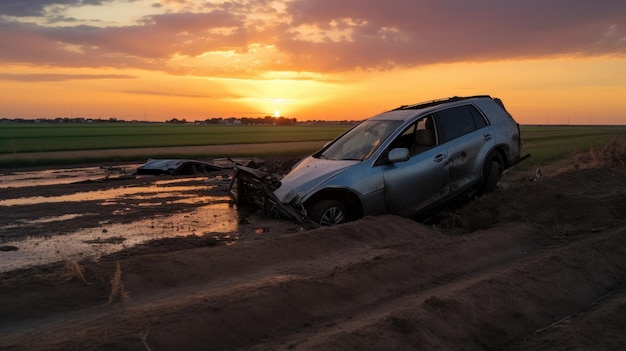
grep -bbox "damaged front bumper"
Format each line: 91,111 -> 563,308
229,165 -> 318,228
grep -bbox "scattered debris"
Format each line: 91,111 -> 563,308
535,168 -> 542,181
137,159 -> 223,176
0,245 -> 19,252
82,236 -> 127,244
72,165 -> 136,183
522,168 -> 543,182
101,165 -> 131,180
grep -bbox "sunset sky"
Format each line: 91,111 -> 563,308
1,0 -> 625,124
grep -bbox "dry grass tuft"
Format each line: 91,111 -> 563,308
62,254 -> 88,285
570,135 -> 626,172
139,328 -> 152,351
109,261 -> 129,304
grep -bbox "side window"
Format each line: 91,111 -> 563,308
389,123 -> 415,151
387,115 -> 436,156
435,105 -> 477,143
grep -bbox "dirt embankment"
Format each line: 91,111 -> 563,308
1,136 -> 626,350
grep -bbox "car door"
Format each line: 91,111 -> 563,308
379,116 -> 450,216
434,104 -> 495,193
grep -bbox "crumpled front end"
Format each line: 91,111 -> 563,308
229,165 -> 317,228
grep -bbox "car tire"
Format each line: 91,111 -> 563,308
309,200 -> 347,226
482,153 -> 503,194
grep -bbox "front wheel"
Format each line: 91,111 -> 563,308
309,200 -> 347,226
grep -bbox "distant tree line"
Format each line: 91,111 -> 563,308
0,117 -> 134,124
196,116 -> 298,125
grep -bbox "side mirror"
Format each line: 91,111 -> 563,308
388,148 -> 409,163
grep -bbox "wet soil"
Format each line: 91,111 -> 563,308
1,137 -> 626,350
0,157 -> 302,271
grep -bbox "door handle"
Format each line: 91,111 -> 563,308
434,154 -> 447,163
483,133 -> 493,141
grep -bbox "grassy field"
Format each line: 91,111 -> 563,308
519,125 -> 626,169
1,123 -> 625,168
0,123 -> 351,154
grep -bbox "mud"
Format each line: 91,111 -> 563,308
1,137 -> 626,350
0,157 -> 301,272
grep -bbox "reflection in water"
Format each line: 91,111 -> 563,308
0,165 -> 240,272
0,165 -> 140,189
0,202 -> 238,272
0,184 -> 213,206
0,214 -> 91,230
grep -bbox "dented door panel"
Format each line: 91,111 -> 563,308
445,127 -> 495,192
381,145 -> 449,216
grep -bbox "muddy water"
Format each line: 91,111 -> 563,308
0,181 -> 211,206
0,165 -> 138,188
0,165 -> 240,272
0,202 -> 238,272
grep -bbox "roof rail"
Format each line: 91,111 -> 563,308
391,95 -> 491,111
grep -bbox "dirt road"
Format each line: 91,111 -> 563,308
1,136 -> 625,350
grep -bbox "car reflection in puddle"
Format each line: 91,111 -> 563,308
0,165 -> 240,272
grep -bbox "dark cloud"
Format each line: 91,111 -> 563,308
0,20 -> 142,68
0,73 -> 135,82
282,0 -> 626,71
0,0 -> 624,75
0,10 -> 243,69
0,0 -> 106,17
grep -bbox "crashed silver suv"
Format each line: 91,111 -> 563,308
230,95 -> 524,227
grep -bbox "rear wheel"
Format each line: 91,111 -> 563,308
481,153 -> 503,194
309,200 -> 347,226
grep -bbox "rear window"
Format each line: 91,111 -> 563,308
435,105 -> 487,142
469,105 -> 488,129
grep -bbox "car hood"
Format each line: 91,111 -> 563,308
274,157 -> 359,204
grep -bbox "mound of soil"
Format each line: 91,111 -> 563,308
1,136 -> 626,350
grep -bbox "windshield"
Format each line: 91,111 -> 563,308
318,120 -> 402,161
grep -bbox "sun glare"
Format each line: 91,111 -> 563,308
274,110 -> 281,117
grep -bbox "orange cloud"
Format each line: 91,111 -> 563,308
1,0 -> 624,76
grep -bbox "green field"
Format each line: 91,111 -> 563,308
0,123 -> 351,154
1,123 -> 625,168
519,125 -> 626,169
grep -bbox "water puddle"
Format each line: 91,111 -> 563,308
0,183 -> 212,206
0,214 -> 94,231
0,165 -> 139,188
0,201 -> 238,272
0,164 -> 243,272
